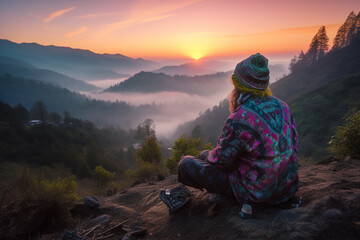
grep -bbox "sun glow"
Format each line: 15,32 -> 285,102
189,52 -> 204,61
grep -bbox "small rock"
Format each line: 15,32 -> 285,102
61,229 -> 82,240
85,214 -> 109,229
344,156 -> 351,162
121,234 -> 133,240
84,196 -> 100,208
323,209 -> 343,219
158,173 -> 165,181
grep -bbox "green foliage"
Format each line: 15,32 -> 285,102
125,120 -> 165,182
0,100 -> 138,179
0,74 -> 161,128
135,136 -> 162,164
135,118 -> 156,142
165,135 -> 213,174
289,74 -> 360,159
0,168 -> 78,239
93,165 -> 116,188
328,111 -> 360,157
126,160 -> 164,182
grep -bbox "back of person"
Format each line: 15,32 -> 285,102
228,95 -> 298,204
172,53 -> 299,213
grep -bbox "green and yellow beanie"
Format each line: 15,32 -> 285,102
232,53 -> 272,97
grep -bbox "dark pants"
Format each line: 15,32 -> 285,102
178,155 -> 233,197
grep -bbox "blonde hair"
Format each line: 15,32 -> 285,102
229,75 -> 272,113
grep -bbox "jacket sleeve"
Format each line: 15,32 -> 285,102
207,117 -> 260,169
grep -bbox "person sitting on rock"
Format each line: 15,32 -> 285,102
175,53 -> 299,208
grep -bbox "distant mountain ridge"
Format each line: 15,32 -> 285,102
0,56 -> 99,92
105,71 -> 233,96
152,60 -> 287,82
0,39 -> 159,80
152,60 -> 233,76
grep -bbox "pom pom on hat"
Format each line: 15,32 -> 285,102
233,53 -> 270,91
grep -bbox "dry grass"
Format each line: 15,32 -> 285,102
0,168 -> 78,239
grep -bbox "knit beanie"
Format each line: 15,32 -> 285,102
233,53 -> 270,91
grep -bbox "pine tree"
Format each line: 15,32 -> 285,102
307,26 -> 329,62
30,101 -> 48,122
317,26 -> 329,58
332,11 -> 358,50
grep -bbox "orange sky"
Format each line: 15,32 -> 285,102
0,0 -> 359,60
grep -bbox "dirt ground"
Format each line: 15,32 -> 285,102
54,157 -> 360,240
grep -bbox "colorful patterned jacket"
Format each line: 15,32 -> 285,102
207,96 -> 299,204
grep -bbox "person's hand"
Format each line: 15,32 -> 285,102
199,150 -> 210,161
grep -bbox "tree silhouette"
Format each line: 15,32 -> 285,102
191,124 -> 203,140
30,101 -> 48,122
332,11 -> 359,50
307,26 -> 329,63
135,118 -> 156,142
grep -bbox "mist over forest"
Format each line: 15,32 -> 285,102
0,39 -> 290,139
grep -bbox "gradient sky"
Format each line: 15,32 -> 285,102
0,0 -> 359,60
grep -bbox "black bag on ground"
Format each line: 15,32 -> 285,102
159,185 -> 193,213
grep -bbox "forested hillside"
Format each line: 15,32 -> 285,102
0,74 -> 160,128
0,101 -> 136,178
105,71 -> 233,95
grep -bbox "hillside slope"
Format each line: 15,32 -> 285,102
0,74 -> 159,128
105,71 -> 233,96
289,73 -> 360,158
271,38 -> 360,102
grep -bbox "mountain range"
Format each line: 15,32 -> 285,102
152,60 -> 288,82
105,71 -> 233,96
0,39 -> 158,80
0,56 -> 99,92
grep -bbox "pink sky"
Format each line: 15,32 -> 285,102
0,0 -> 359,60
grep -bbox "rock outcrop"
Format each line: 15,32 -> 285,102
61,157 -> 360,240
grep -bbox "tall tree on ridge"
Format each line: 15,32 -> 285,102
332,11 -> 359,50
307,26 -> 329,63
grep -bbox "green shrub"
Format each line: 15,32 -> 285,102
328,111 -> 360,158
165,135 -> 213,174
0,168 -> 78,239
135,136 -> 162,164
125,160 -> 164,183
93,165 -> 116,188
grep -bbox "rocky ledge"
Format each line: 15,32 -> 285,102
55,157 -> 360,240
